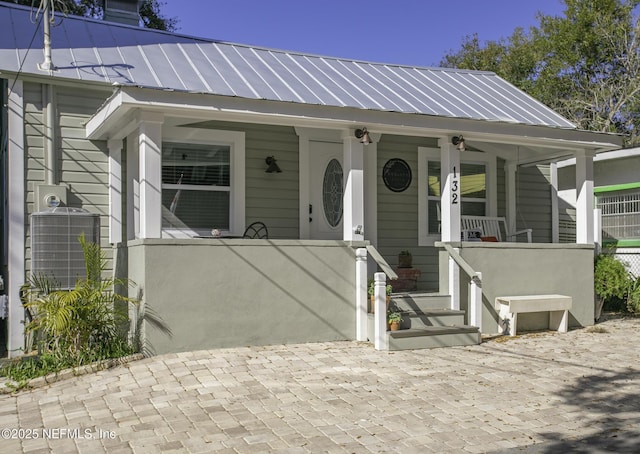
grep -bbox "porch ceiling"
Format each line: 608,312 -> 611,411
86,86 -> 622,159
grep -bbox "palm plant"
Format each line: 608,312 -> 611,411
23,234 -> 137,361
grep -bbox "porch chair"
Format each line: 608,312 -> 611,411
243,221 -> 268,239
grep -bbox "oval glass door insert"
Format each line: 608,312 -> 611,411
322,159 -> 343,227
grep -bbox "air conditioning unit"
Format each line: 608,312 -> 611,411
31,207 -> 100,289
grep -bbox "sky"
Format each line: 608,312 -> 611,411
161,0 -> 567,68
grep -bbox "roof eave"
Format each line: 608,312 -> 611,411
86,86 -> 623,153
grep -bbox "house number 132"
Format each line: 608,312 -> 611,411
452,166 -> 459,204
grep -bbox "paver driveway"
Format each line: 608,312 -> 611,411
1,316 -> 639,453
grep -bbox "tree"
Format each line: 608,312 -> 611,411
440,28 -> 540,96
138,0 -> 176,31
12,0 -> 177,31
441,0 -> 640,145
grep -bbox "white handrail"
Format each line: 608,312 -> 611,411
436,242 -> 483,329
365,245 -> 398,280
439,242 -> 479,281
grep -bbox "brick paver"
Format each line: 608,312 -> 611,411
1,315 -> 639,453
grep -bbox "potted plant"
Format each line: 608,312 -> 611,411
368,280 -> 392,313
387,310 -> 402,331
398,250 -> 412,268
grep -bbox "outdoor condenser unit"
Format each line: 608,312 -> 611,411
31,207 -> 100,289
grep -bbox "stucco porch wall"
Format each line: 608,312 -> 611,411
438,242 -> 595,334
125,239 -> 362,355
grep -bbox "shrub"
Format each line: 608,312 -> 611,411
367,279 -> 392,296
387,311 -> 402,323
594,254 -> 631,312
627,276 -> 640,315
2,234 -> 138,387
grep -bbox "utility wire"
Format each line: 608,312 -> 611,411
6,2 -> 45,96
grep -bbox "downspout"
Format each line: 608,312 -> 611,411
38,0 -> 56,186
43,85 -> 55,185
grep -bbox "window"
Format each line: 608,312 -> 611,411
597,187 -> 640,244
460,163 -> 487,216
162,142 -> 230,230
425,161 -> 488,235
426,161 -> 441,235
161,128 -> 245,237
419,147 -> 496,245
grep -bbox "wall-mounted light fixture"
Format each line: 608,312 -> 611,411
451,135 -> 466,151
265,156 -> 282,173
355,127 -> 372,145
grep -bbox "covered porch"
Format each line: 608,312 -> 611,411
87,85 -> 621,354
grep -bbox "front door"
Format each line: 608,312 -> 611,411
309,141 -> 343,239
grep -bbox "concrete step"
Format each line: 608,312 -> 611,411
401,309 -> 466,329
366,291 -> 479,351
367,310 -> 469,341
367,310 -> 465,337
387,326 -> 481,351
390,292 -> 451,312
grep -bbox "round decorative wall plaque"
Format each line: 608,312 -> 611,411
382,158 -> 412,192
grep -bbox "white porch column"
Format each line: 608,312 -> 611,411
440,138 -> 461,242
137,112 -> 164,239
364,136 -> 378,247
440,138 -> 461,310
108,139 -> 123,244
362,132 -> 380,277
343,135 -> 365,241
469,273 -> 482,328
505,162 -> 518,236
575,150 -> 596,244
7,80 -> 25,357
296,130 -> 310,239
448,256 -> 460,310
126,133 -> 140,240
374,272 -> 387,350
355,248 -> 368,341
550,162 -> 559,243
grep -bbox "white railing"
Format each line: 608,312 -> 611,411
437,242 -> 483,330
356,246 -> 398,350
365,245 -> 398,281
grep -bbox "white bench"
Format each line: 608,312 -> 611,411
495,294 -> 572,336
461,216 -> 532,242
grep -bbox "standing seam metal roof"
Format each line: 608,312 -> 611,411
0,2 -> 577,129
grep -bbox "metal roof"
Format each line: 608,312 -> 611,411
0,2 -> 577,129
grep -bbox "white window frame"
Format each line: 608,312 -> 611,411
161,126 -> 245,238
419,147 -> 497,246
596,185 -> 640,244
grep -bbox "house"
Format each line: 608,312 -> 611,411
554,148 -> 640,275
0,1 -> 623,357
